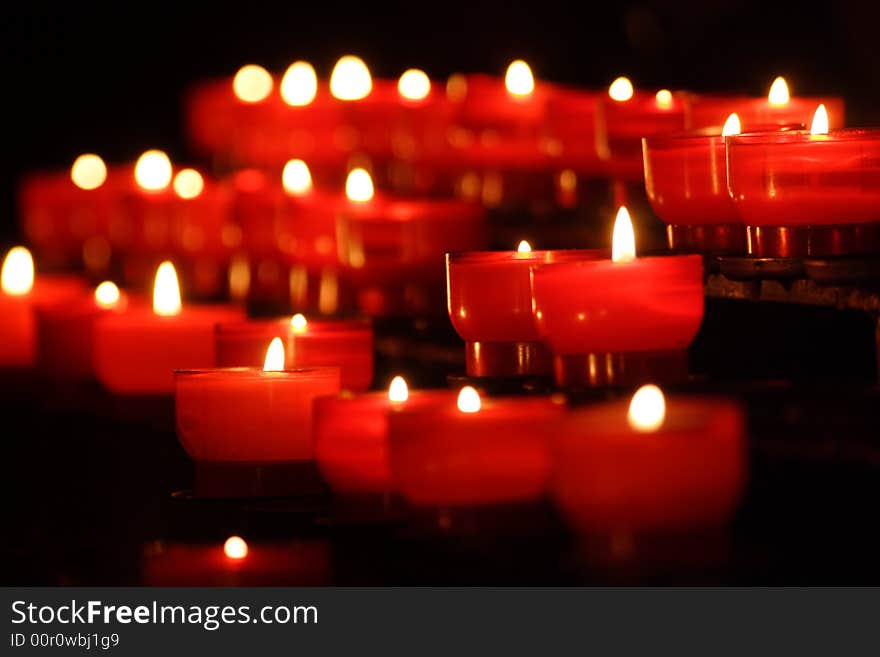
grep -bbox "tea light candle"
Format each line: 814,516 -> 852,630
388,386 -> 566,507
448,62 -> 547,134
175,338 -> 340,463
94,261 -> 243,395
552,385 -> 746,534
216,313 -> 373,391
531,208 -> 704,388
446,243 -> 603,377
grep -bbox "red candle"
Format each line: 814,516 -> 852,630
553,385 -> 746,534
0,247 -> 86,368
313,377 -> 451,495
531,208 -> 704,388
388,386 -> 566,507
216,314 -> 373,392
727,123 -> 880,256
446,245 -> 603,377
94,261 -> 243,395
544,86 -> 603,175
143,536 -> 330,586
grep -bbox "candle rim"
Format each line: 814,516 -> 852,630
728,126 -> 877,145
214,316 -> 372,337
644,122 -> 803,147
174,365 -> 342,379
531,252 -> 702,273
447,248 -> 606,265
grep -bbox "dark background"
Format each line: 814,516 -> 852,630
4,1 -> 880,242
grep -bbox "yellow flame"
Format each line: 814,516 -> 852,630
262,337 -> 285,372
505,60 -> 535,97
388,375 -> 409,402
655,89 -> 673,108
345,168 -> 374,202
172,168 -> 204,199
517,240 -> 532,253
134,150 -> 172,191
721,113 -> 742,137
330,55 -> 372,101
768,76 -> 790,106
1,246 -> 35,296
627,384 -> 666,432
282,159 -> 313,196
223,536 -> 248,560
290,313 -> 308,333
608,76 -> 634,102
280,61 -> 318,106
810,104 -> 829,136
398,69 -> 431,101
612,206 -> 636,263
233,65 -> 273,103
94,281 -> 121,308
457,386 -> 481,413
70,154 -> 107,190
153,261 -> 182,317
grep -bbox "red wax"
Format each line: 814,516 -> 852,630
450,74 -> 548,134
216,317 -> 373,392
544,87 -> 603,174
531,255 -> 704,355
93,304 -> 244,395
313,389 -> 451,495
175,366 -> 340,462
727,128 -> 880,226
0,275 -> 87,368
553,397 -> 746,533
686,93 -> 845,132
388,394 -> 566,506
276,188 -> 347,270
142,539 -> 331,586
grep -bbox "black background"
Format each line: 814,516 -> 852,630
3,1 -> 880,241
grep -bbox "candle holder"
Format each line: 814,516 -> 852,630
666,224 -> 747,255
553,350 -> 690,391
745,224 -> 880,258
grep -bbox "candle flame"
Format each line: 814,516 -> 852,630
134,150 -> 172,191
153,261 -> 182,317
398,69 -> 431,101
282,159 -> 313,196
1,246 -> 35,296
655,89 -> 673,108
263,337 -> 285,372
611,206 -> 636,264
223,536 -> 248,560
345,168 -> 374,202
721,113 -> 742,137
388,375 -> 409,402
94,281 -> 121,308
70,154 -> 107,190
505,60 -> 535,98
627,384 -> 666,432
810,104 -> 829,136
290,313 -> 308,333
172,168 -> 204,199
517,240 -> 532,253
330,55 -> 372,101
233,64 -> 273,103
280,61 -> 318,106
768,76 -> 790,106
457,386 -> 481,413
608,76 -> 634,102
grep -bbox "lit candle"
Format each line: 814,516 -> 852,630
531,208 -> 704,388
552,385 -> 746,534
93,261 -> 243,394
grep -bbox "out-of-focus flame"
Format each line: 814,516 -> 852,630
810,104 -> 829,136
330,56 -> 372,101
280,61 -> 318,106
172,168 -> 204,199
721,113 -> 742,137
153,261 -> 182,317
282,159 -> 313,196
627,384 -> 666,432
290,313 -> 308,333
388,375 -> 409,402
345,168 -> 374,202
262,337 -> 285,372
457,386 -> 481,413
1,246 -> 35,296
768,76 -> 790,106
94,281 -> 121,308
611,206 -> 636,264
71,154 -> 107,190
223,536 -> 248,560
134,150 -> 172,191
233,65 -> 273,103
608,77 -> 634,102
398,69 -> 431,100
517,240 -> 532,253
655,89 -> 673,108
505,60 -> 535,98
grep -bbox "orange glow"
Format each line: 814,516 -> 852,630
505,60 -> 535,97
457,386 -> 481,413
627,384 -> 666,432
810,104 -> 829,136
280,61 -> 318,106
290,313 -> 308,333
446,73 -> 467,102
70,154 -> 107,190
608,77 -> 634,102
721,113 -> 742,137
330,55 -> 372,101
263,337 -> 285,371
398,69 -> 431,101
223,536 -> 248,560
1,246 -> 35,296
172,168 -> 204,199
611,206 -> 636,263
768,76 -> 790,106
516,240 -> 532,253
94,281 -> 121,308
655,89 -> 673,108
345,168 -> 374,202
233,65 -> 273,103
282,159 -> 313,196
388,375 -> 409,402
134,150 -> 172,191
152,261 -> 182,317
